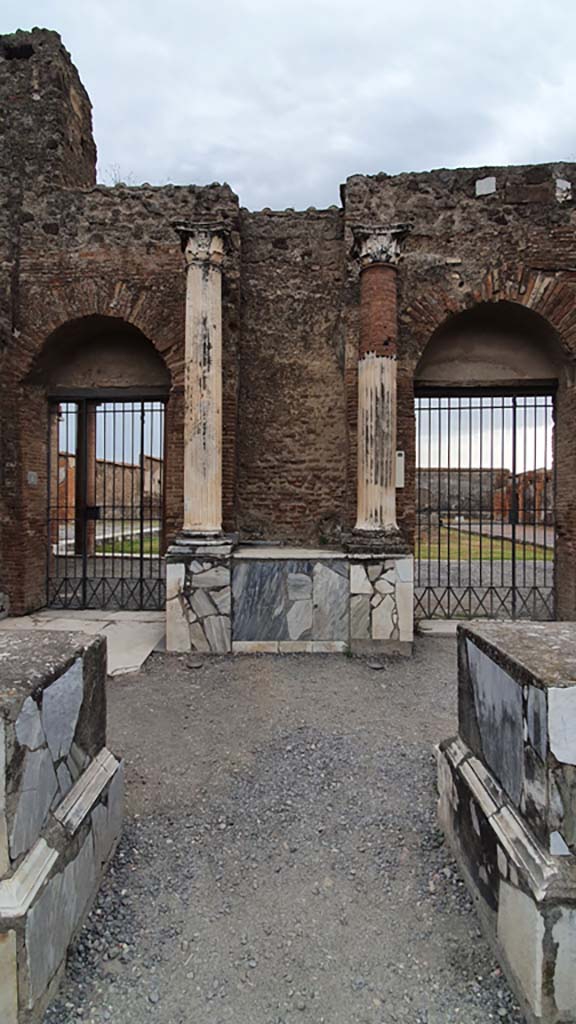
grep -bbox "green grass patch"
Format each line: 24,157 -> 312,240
96,533 -> 160,556
417,527 -> 553,562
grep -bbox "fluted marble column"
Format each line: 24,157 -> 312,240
352,224 -> 408,546
175,223 -> 227,535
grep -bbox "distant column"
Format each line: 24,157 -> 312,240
174,223 -> 227,535
74,400 -> 97,556
353,224 -> 408,543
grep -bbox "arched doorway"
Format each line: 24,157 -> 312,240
28,315 -> 171,610
414,301 -> 562,621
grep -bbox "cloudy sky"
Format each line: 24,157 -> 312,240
4,0 -> 576,209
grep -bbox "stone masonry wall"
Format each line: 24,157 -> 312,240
343,165 -> 576,617
237,209 -> 349,545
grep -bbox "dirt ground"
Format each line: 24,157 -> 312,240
44,638 -> 523,1024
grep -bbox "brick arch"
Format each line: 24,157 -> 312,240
401,268 -> 576,366
25,313 -> 172,392
15,275 -> 186,386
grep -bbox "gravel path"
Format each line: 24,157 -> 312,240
44,640 -> 524,1024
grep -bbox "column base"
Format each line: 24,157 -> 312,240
165,532 -> 236,654
167,531 -> 238,560
344,526 -> 410,555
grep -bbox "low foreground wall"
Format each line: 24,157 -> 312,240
166,543 -> 414,655
438,621 -> 576,1024
0,631 -> 123,1023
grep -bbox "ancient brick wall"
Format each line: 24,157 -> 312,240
0,28 -> 97,612
237,208 -> 349,544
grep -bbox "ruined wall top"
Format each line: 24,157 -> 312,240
0,28 -> 96,192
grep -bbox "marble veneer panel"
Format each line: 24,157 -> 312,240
233,559 -> 348,642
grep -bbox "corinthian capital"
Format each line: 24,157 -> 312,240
174,222 -> 228,268
352,223 -> 410,267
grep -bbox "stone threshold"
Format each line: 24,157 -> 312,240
232,640 -> 348,654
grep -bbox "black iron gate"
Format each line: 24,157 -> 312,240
415,390 -> 555,621
47,397 -> 166,610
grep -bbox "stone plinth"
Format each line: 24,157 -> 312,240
167,544 -> 414,655
438,622 -> 576,1024
0,630 -> 123,1024
166,535 -> 234,654
349,555 -> 413,654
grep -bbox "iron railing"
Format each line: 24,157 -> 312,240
47,398 -> 166,610
415,391 -> 555,621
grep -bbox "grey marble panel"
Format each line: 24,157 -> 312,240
233,561 -> 292,641
10,748 -> 58,859
466,639 -> 524,806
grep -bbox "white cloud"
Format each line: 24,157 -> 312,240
3,0 -> 576,207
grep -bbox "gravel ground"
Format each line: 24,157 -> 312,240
44,639 -> 524,1024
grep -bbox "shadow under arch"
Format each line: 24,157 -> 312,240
415,300 -> 564,392
26,314 -> 171,396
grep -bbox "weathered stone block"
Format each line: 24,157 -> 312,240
0,630 -> 123,1023
438,622 -> 576,1024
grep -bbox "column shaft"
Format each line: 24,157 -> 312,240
183,259 -> 223,533
356,261 -> 399,533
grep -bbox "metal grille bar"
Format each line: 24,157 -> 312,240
415,392 -> 555,621
47,399 -> 166,611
